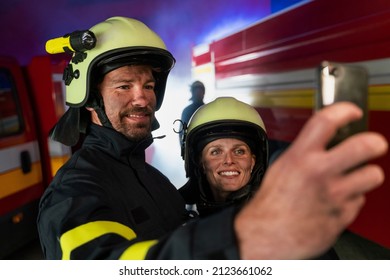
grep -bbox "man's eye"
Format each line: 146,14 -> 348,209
210,149 -> 221,156
235,149 -> 245,155
145,84 -> 155,90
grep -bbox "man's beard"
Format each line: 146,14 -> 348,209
114,107 -> 154,142
115,120 -> 151,142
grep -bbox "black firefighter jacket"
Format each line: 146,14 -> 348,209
37,124 -> 239,259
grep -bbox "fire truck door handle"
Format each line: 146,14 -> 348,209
20,150 -> 32,174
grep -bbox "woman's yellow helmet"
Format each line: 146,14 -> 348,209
182,97 -> 268,178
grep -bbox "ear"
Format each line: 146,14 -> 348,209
201,162 -> 206,174
85,107 -> 102,125
199,157 -> 207,174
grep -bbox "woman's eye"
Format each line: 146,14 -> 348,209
118,85 -> 130,90
235,149 -> 245,155
210,149 -> 221,156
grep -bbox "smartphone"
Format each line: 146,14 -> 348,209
316,61 -> 368,148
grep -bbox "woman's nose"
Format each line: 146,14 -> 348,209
223,152 -> 234,165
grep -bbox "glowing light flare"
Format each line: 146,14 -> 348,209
321,66 -> 336,105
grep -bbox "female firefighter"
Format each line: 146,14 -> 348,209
180,97 -> 390,259
179,97 -> 268,216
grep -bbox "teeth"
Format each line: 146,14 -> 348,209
220,171 -> 239,176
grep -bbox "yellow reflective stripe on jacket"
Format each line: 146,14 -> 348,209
60,220 -> 136,260
119,239 -> 158,260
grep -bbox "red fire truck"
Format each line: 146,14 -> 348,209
192,0 -> 390,248
0,55 -> 70,258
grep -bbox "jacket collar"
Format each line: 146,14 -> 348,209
83,123 -> 154,160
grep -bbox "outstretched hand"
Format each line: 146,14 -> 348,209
235,102 -> 388,259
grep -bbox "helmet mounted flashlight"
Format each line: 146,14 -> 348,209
45,30 -> 97,54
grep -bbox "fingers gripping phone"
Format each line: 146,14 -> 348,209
316,61 -> 368,148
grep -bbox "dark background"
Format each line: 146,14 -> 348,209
0,0 -> 302,78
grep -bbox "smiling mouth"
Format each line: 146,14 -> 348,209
219,171 -> 240,176
125,113 -> 149,119
122,109 -> 152,122
121,107 -> 152,121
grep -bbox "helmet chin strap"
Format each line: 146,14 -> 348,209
88,93 -> 114,129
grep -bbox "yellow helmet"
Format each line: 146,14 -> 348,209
60,16 -> 175,109
47,17 -> 175,146
182,96 -> 268,178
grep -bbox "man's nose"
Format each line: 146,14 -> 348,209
131,86 -> 148,107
